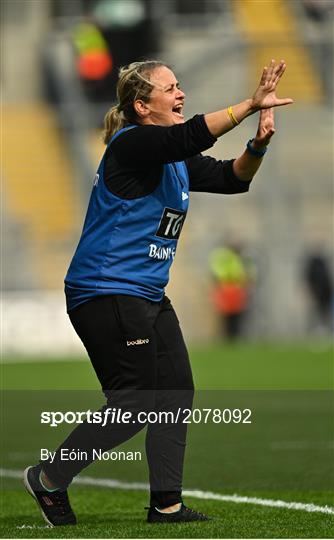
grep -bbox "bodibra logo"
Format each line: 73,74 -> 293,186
126,338 -> 150,347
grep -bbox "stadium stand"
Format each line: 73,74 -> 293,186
2,0 -> 332,346
3,103 -> 79,289
234,0 -> 324,103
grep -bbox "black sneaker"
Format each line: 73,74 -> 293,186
23,464 -> 76,526
147,503 -> 209,523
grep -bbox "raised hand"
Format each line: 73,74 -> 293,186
253,108 -> 276,150
252,59 -> 293,110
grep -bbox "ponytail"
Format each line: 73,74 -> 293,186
102,105 -> 126,144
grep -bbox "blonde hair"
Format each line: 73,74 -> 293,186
103,60 -> 170,144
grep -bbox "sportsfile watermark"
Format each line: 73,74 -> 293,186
40,407 -> 252,427
40,448 -> 142,463
3,390 -> 332,491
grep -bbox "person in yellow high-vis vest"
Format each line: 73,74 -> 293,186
210,245 -> 256,339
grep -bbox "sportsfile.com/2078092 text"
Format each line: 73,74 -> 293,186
40,408 -> 252,427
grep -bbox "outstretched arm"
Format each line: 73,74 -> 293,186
204,59 -> 292,138
111,60 -> 291,167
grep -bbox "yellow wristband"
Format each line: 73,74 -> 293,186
227,106 -> 239,127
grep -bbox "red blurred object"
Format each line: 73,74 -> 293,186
77,51 -> 113,80
213,283 -> 248,314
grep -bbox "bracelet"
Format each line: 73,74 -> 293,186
246,138 -> 267,157
227,105 -> 239,127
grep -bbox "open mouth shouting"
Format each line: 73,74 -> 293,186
172,103 -> 184,120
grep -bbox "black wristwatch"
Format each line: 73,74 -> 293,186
246,138 -> 267,157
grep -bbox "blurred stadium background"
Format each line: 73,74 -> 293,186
2,0 -> 333,357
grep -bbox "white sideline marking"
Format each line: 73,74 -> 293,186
1,468 -> 333,516
16,525 -> 52,530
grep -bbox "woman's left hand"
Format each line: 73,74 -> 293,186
251,59 -> 293,110
252,108 -> 275,150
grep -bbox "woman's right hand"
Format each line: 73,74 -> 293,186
251,59 -> 293,111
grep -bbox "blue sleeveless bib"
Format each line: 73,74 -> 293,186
65,126 -> 189,311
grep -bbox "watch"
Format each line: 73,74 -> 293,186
246,138 -> 267,157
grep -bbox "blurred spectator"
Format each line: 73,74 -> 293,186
71,19 -> 114,103
302,0 -> 334,22
209,242 -> 256,340
303,251 -> 333,334
71,1 -> 161,104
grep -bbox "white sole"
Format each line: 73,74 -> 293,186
23,467 -> 54,527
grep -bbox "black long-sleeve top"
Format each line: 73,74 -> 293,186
104,114 -> 252,199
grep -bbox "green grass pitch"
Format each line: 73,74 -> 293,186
1,342 -> 333,538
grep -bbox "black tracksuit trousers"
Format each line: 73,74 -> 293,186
42,295 -> 194,508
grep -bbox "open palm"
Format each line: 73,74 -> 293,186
255,108 -> 275,147
252,60 -> 293,110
